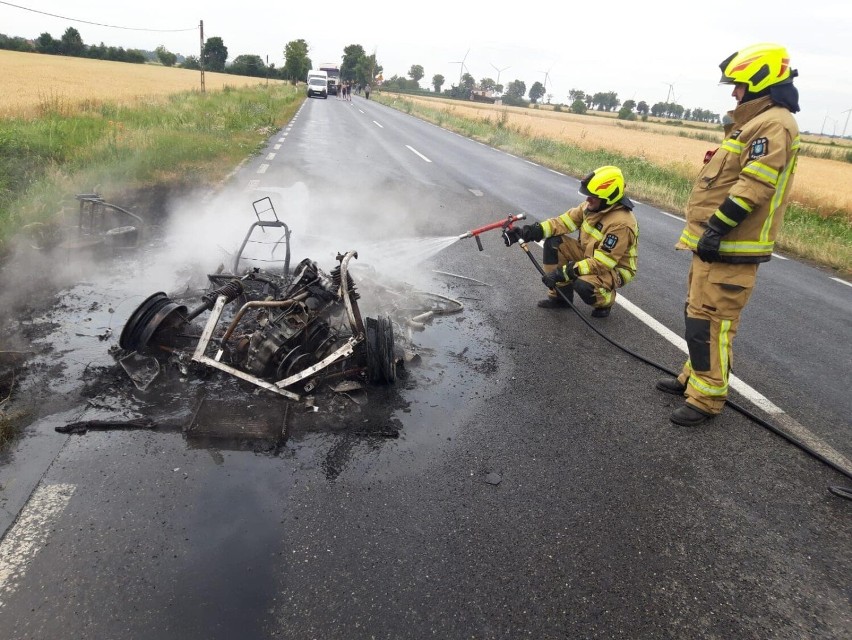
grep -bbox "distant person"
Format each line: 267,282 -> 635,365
364,83 -> 371,100
504,165 -> 638,318
656,43 -> 800,427
336,81 -> 342,99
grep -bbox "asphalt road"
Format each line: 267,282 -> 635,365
0,93 -> 849,639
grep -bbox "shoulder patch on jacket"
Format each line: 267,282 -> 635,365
602,233 -> 618,251
730,129 -> 742,140
749,137 -> 769,160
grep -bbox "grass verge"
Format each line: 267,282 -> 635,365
375,93 -> 851,276
0,84 -> 305,255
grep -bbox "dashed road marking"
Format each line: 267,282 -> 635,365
405,145 -> 432,163
469,189 -> 483,197
266,152 -> 276,160
615,294 -> 852,475
274,144 -> 281,150
257,164 -> 269,174
0,483 -> 75,608
373,121 -> 384,128
831,277 -> 852,288
247,179 -> 260,190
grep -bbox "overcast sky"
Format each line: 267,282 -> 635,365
3,0 -> 851,134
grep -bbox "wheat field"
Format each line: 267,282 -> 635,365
0,49 -> 284,118
402,95 -> 852,219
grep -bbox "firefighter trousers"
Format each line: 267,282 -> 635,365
678,255 -> 759,414
543,236 -> 617,309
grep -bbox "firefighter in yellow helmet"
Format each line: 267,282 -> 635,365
505,165 -> 639,318
657,43 -> 800,426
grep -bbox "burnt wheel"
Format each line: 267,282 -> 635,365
119,292 -> 187,352
365,316 -> 396,384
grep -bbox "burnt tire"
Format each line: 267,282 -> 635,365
119,292 -> 187,352
365,316 -> 396,384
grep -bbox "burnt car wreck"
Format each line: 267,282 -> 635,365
116,198 -> 459,406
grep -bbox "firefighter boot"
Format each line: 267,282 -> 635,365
670,403 -> 715,427
537,265 -> 573,308
656,377 -> 686,396
591,306 -> 611,318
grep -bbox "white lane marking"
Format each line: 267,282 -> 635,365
0,483 -> 75,608
273,144 -> 281,150
358,109 -> 365,114
469,189 -> 483,197
549,169 -> 562,175
277,138 -> 285,143
772,252 -> 789,260
616,294 -> 852,473
257,164 -> 269,174
658,210 -> 682,221
247,179 -> 260,190
266,152 -> 276,161
831,277 -> 852,288
525,160 -> 538,166
405,145 -> 432,163
373,121 -> 384,128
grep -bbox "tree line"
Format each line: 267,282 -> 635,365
380,67 -> 721,124
1,27 -> 720,123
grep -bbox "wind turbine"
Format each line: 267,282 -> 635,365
663,81 -> 677,103
538,67 -> 553,103
491,63 -> 509,91
450,49 -> 470,87
842,107 -> 852,138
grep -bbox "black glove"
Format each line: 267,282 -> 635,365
503,227 -> 522,246
542,262 -> 576,288
697,228 -> 723,262
520,223 -> 544,243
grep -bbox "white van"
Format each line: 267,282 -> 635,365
306,69 -> 328,83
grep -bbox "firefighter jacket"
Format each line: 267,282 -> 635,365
540,200 -> 638,285
677,95 -> 800,263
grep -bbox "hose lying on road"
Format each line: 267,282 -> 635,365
514,239 -> 852,499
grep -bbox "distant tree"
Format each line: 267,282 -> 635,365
59,27 -> 85,57
282,39 -> 310,82
35,32 -> 58,54
479,77 -> 496,91
355,52 -> 381,85
341,44 -> 365,82
408,64 -> 424,85
202,36 -> 227,72
494,83 -> 504,94
461,72 -> 476,91
181,55 -> 201,70
529,81 -> 545,104
155,45 -> 177,67
505,79 -> 526,99
570,99 -> 587,114
568,88 -> 585,103
636,101 -> 649,116
617,106 -> 637,120
432,74 -> 445,93
229,54 -> 265,77
0,33 -> 34,52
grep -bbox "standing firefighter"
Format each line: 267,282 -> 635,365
505,165 -> 638,318
658,43 -> 800,426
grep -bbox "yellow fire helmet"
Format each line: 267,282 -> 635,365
719,43 -> 796,93
578,166 -> 625,206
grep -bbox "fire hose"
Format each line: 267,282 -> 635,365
458,214 -> 852,499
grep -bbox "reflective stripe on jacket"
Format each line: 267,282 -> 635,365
541,201 -> 638,285
677,96 -> 799,262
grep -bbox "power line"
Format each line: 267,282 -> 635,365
0,1 -> 196,32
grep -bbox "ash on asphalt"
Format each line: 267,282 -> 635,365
0,202 -> 498,481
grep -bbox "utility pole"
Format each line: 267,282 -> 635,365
266,54 -> 269,88
199,20 -> 205,93
842,108 -> 852,139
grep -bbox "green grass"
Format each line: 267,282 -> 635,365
375,93 -> 852,275
0,84 -> 304,251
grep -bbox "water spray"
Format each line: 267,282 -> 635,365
458,213 -> 526,251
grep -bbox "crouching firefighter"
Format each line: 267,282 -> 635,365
504,165 -> 639,318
